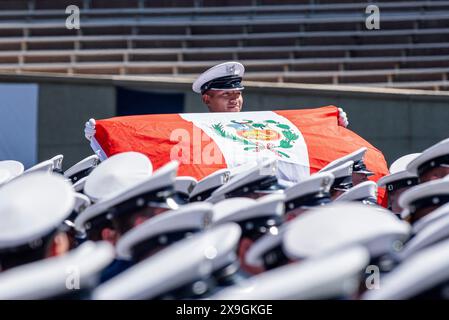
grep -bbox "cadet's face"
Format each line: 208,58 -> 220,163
331,188 -> 345,200
388,188 -> 409,215
203,90 -> 243,113
352,172 -> 369,186
48,232 -> 70,257
410,205 -> 440,224
419,166 -> 449,183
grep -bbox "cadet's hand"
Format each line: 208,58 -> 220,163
338,108 -> 349,128
84,118 -> 96,141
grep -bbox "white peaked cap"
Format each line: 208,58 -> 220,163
75,161 -> 178,233
283,203 -> 410,259
406,138 -> 449,175
174,176 -> 198,196
116,202 -> 214,260
211,246 -> 369,300
64,154 -> 99,179
83,151 -> 153,202
0,241 -> 114,299
212,193 -> 285,224
192,61 -> 245,94
334,181 -> 378,202
377,153 -> 421,187
0,160 -> 24,185
0,172 -> 75,249
363,238 -> 449,300
93,223 -> 241,300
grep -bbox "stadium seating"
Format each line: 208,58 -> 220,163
0,0 -> 448,90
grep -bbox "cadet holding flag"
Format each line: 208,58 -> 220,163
85,61 -> 349,139
83,62 -> 388,204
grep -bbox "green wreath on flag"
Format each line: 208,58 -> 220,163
211,119 -> 300,159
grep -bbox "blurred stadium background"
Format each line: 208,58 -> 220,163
0,0 -> 448,169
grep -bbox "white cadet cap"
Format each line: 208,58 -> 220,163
50,154 -> 64,172
398,213 -> 449,261
321,160 -> 354,191
334,180 -> 378,203
73,192 -> 91,214
212,197 -> 255,222
228,162 -> 258,179
413,202 -> 449,234
64,154 -> 100,183
84,151 -> 153,202
390,153 -> 422,173
406,138 -> 449,176
212,193 -> 285,225
398,178 -> 449,214
192,61 -> 245,94
0,241 -> 114,299
93,223 -> 241,300
23,159 -> 54,175
363,238 -> 449,300
377,153 -> 421,188
190,169 -> 230,202
212,246 -> 369,300
208,159 -> 279,204
283,203 -> 410,259
284,172 -> 334,210
244,224 -> 288,268
319,147 -> 372,175
75,161 -> 178,233
0,172 -> 75,250
116,202 -> 214,260
0,160 -> 24,186
174,176 -> 197,197
0,169 -> 10,186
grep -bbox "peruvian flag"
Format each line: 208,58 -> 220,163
90,106 -> 388,204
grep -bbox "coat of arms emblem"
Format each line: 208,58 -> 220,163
211,119 -> 300,158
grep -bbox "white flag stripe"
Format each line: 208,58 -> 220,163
180,111 -> 310,182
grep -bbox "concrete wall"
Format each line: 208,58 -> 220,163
1,72 -> 448,169
38,82 -> 115,169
